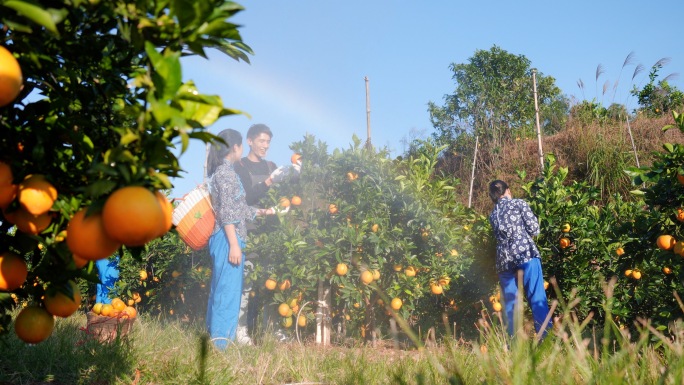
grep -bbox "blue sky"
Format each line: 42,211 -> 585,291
172,1 -> 683,198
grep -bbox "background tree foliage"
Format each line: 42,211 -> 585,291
427,45 -> 568,165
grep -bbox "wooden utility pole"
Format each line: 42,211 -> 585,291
467,135 -> 479,208
532,69 -> 544,172
625,115 -> 640,167
365,76 -> 372,149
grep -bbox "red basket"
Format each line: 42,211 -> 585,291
172,184 -> 215,250
86,312 -> 135,342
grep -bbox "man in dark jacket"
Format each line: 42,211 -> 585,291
234,123 -> 295,342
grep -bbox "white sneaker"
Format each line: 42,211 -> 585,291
235,326 -> 253,346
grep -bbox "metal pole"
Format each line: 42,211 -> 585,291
365,76 -> 372,149
468,135 -> 479,208
532,69 -> 544,171
203,142 -> 210,183
625,115 -> 640,168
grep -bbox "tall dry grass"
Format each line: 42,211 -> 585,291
449,115 -> 684,214
2,281 -> 684,384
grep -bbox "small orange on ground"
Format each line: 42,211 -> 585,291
278,279 -> 291,291
92,303 -> 103,315
282,316 -> 293,328
371,269 -> 380,281
279,197 -> 291,208
404,266 -> 417,277
265,278 -> 277,290
291,153 -> 302,164
111,298 -> 126,312
278,303 -> 292,317
14,306 -> 54,344
0,46 -> 23,107
66,208 -> 121,261
657,235 -> 676,251
102,186 -> 165,247
297,315 -> 307,327
154,191 -> 173,237
615,247 -> 625,256
559,237 -> 571,249
43,280 -> 81,318
430,283 -> 443,295
632,270 -> 642,280
291,196 -> 302,206
360,270 -> 374,285
390,297 -> 402,311
0,251 -> 28,291
492,302 -> 503,312
122,306 -> 137,318
335,263 -> 348,276
328,203 -> 338,215
663,266 -> 673,275
18,174 -> 57,216
625,269 -> 633,277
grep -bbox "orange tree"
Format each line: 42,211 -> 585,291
0,0 -> 251,340
619,111 -> 684,333
520,154 -> 642,328
247,135 -> 487,341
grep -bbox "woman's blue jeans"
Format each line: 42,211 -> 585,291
206,228 -> 246,349
498,258 -> 551,338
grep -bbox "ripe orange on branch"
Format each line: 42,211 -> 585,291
265,278 -> 277,290
18,174 -> 57,216
291,153 -> 302,164
657,235 -> 676,251
360,270 -> 374,285
0,46 -> 23,107
43,280 -> 81,318
335,263 -> 348,276
390,297 -> 403,311
559,237 -> 571,249
102,186 -> 165,246
154,191 -> 173,237
291,195 -> 302,206
3,207 -> 52,235
14,306 -> 54,344
0,251 -> 28,291
66,208 -> 121,261
279,197 -> 291,208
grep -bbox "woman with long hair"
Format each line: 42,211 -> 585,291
206,128 -> 273,348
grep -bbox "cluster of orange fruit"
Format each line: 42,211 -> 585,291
278,195 -> 302,208
91,297 -> 138,319
67,186 -> 173,265
0,167 -> 58,236
277,297 -> 307,329
9,278 -> 83,344
488,292 -> 503,312
264,277 -> 291,292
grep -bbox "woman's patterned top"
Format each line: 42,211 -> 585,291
488,197 -> 541,273
210,159 -> 257,241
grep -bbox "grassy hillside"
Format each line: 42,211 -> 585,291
446,115 -> 684,214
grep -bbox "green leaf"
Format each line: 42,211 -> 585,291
663,143 -> 675,153
3,1 -> 66,35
